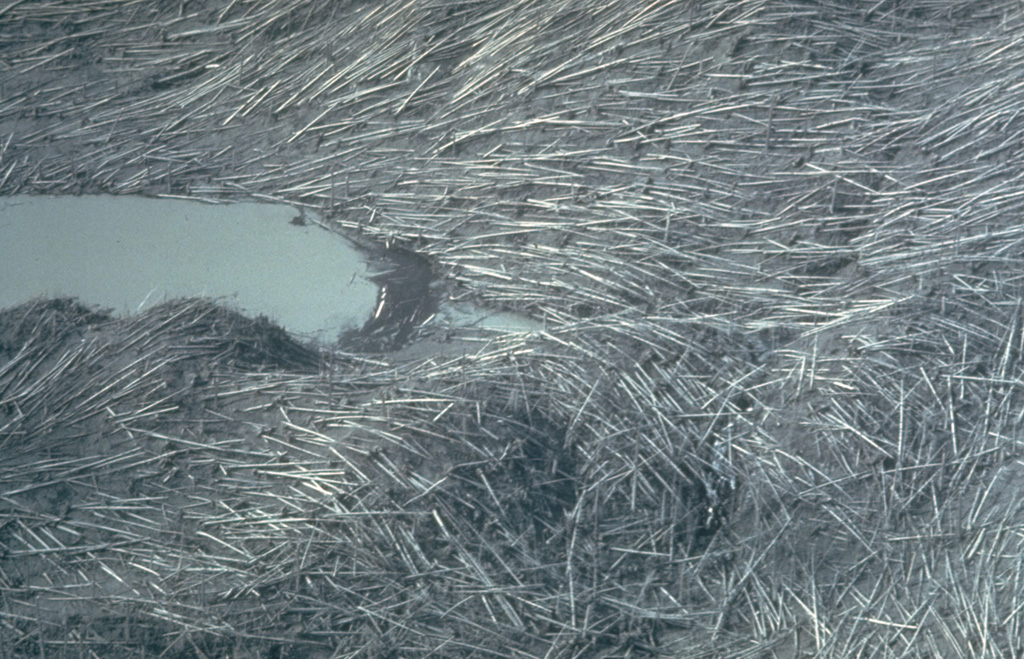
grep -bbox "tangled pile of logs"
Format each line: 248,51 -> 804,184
3,1 -> 1024,656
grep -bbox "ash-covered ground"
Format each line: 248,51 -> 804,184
3,1 -> 1024,657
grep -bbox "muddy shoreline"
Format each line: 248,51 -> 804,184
346,239 -> 438,351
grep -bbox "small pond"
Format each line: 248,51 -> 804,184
0,195 -> 379,342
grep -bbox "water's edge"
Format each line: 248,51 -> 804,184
1,194 -> 541,351
0,195 -> 379,342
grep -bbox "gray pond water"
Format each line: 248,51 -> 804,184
0,195 -> 379,341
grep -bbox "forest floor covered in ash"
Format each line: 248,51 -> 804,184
3,1 -> 1024,657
